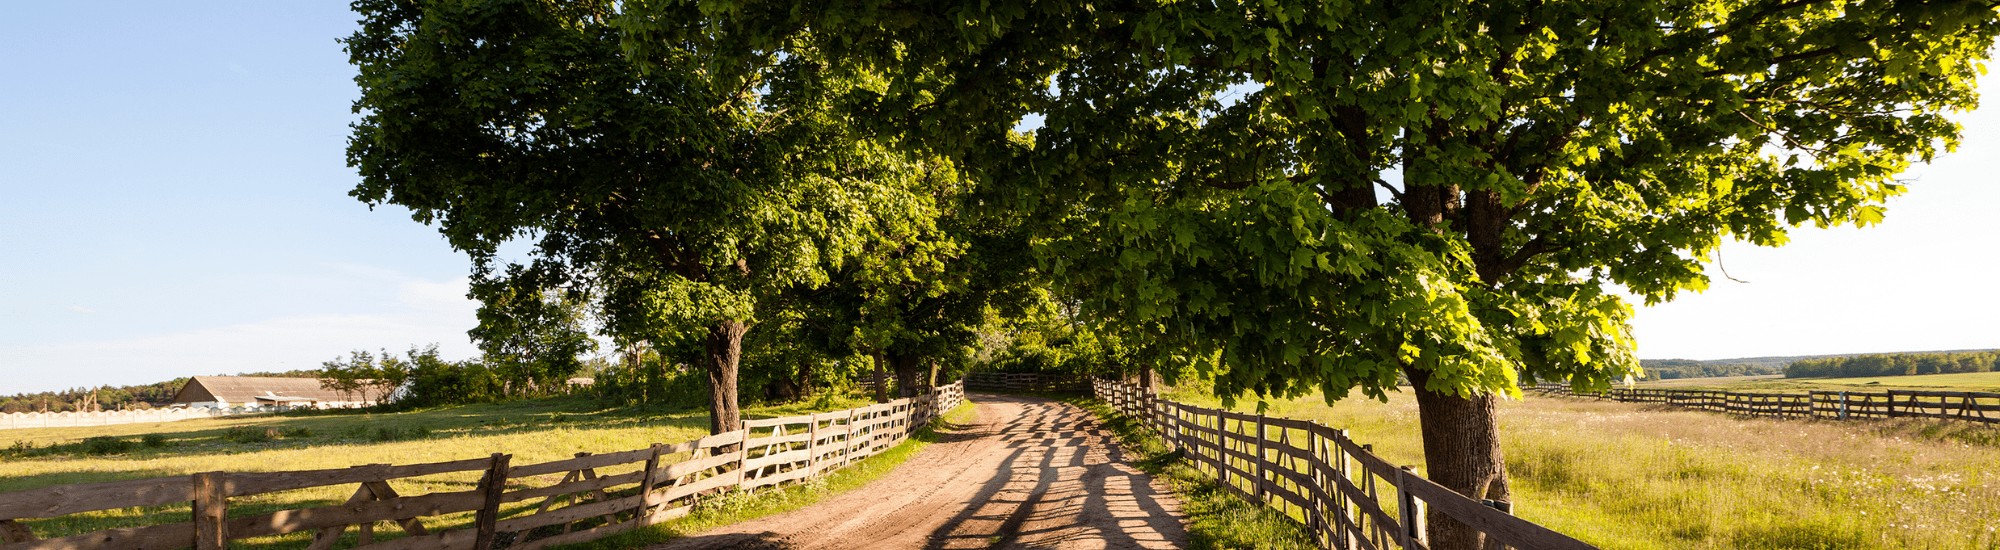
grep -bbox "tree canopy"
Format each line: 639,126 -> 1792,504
612,0 -> 1998,546
350,0 -> 1998,546
346,0 -> 949,433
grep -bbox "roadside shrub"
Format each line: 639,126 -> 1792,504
281,427 -> 313,438
82,436 -> 132,455
141,433 -> 169,448
221,426 -> 271,444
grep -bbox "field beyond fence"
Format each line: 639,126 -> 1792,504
1092,378 -> 1598,550
1533,384 -> 2000,424
0,407 -> 285,431
0,382 -> 964,550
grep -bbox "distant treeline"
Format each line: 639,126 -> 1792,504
320,345 -> 600,410
0,369 -> 318,414
1640,360 -> 1781,380
1785,351 -> 2000,379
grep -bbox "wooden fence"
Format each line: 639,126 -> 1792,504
1093,379 -> 1597,550
963,372 -> 1086,393
0,381 -> 965,550
1532,384 -> 2000,424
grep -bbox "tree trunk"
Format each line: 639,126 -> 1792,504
703,320 -> 746,434
1139,367 -> 1156,393
870,351 -> 889,403
1403,366 -> 1510,550
795,357 -> 816,400
891,352 -> 922,398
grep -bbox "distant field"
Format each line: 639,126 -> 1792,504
1168,382 -> 2000,550
1807,371 -> 2000,390
1633,371 -> 2000,393
0,391 -> 886,548
1632,374 -> 1785,387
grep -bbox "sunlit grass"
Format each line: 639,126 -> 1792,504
1164,385 -> 2000,550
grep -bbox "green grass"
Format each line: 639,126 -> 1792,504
1050,393 -> 1316,550
1164,384 -> 2000,550
0,390 -> 898,549
553,399 -> 979,549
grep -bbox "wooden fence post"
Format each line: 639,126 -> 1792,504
1305,424 -> 1324,549
1395,465 -> 1423,548
845,409 -> 858,468
1839,391 -> 1850,420
638,443 -> 663,525
193,471 -> 227,550
1254,414 -> 1268,503
807,412 -> 821,475
474,453 -> 511,550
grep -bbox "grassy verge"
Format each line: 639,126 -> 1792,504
1163,383 -> 2000,550
1049,392 -> 1316,550
556,399 -> 979,549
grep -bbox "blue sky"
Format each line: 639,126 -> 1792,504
3,4 -> 1996,394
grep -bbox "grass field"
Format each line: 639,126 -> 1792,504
1628,371 -> 2000,393
0,390 -> 902,548
1165,384 -> 2000,550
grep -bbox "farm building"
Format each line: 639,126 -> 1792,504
168,376 -> 377,409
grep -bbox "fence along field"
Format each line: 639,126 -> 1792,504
1531,384 -> 2000,424
0,382 -> 964,550
1092,379 -> 1598,550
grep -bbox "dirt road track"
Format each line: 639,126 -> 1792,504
645,393 -> 1189,549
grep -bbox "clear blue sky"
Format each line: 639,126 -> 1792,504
3,4 -> 1995,394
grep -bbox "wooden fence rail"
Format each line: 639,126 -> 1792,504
1532,384 -> 2000,424
1092,379 -> 1598,550
0,381 -> 965,550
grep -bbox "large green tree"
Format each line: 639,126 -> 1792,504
622,0 -> 1998,546
346,0 -> 935,434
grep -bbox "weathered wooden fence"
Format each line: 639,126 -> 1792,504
0,381 -> 965,550
963,372 -> 1086,393
1094,379 -> 1597,550
1532,384 -> 2000,424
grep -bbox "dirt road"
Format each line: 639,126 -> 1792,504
646,393 -> 1189,550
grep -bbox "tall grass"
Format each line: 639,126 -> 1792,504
1165,384 -> 2000,550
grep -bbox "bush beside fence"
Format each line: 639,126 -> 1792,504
1092,379 -> 1597,550
0,381 -> 965,550
1532,384 -> 2000,424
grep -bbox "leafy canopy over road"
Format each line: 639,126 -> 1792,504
348,0 -> 1999,547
